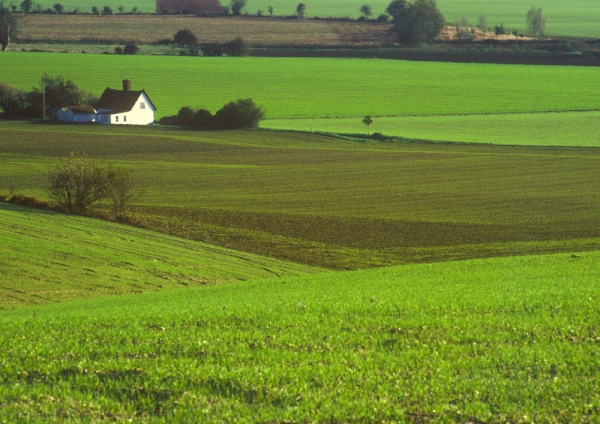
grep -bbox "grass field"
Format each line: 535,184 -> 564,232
2,53 -> 600,120
263,111 -> 600,147
18,0 -> 600,37
1,250 -> 599,421
2,121 -> 600,269
0,202 -> 318,309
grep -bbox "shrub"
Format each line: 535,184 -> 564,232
193,109 -> 213,127
377,13 -> 389,22
7,194 -> 51,209
0,82 -> 27,116
223,37 -> 246,56
173,29 -> 198,46
123,43 -> 138,54
105,164 -> 140,217
177,106 -> 195,125
213,98 -> 265,129
200,42 -> 223,56
114,46 -> 123,54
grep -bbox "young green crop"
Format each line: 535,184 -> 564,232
2,53 -> 600,119
2,121 -> 600,269
263,111 -> 600,147
1,251 -> 599,421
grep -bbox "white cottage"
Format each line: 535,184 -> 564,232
56,106 -> 97,123
95,79 -> 157,126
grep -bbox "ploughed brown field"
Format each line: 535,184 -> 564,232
17,15 -> 395,47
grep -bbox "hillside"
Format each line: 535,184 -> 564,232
0,202 -> 319,309
1,251 -> 599,420
2,122 -> 600,270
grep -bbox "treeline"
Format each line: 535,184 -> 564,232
158,99 -> 265,129
0,75 -> 96,118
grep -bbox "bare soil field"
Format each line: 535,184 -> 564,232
18,15 -> 395,48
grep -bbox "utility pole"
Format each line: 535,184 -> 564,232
42,75 -> 46,120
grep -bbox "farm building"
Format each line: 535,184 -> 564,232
56,106 -> 97,123
57,79 -> 157,126
156,0 -> 222,15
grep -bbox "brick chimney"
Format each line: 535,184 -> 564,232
123,79 -> 131,91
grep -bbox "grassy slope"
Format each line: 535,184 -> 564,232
1,122 -> 600,269
1,251 -> 599,421
264,111 -> 600,147
0,202 -> 318,309
21,0 -> 600,37
2,53 -> 600,119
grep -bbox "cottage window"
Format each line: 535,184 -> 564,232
140,102 -> 146,110
124,116 -> 127,122
115,116 -> 119,122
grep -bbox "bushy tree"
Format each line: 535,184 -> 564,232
193,108 -> 213,127
53,3 -> 63,13
102,5 -> 113,14
91,5 -> 98,13
48,153 -> 107,214
494,23 -> 505,36
41,74 -> 84,117
223,37 -> 246,56
477,14 -> 487,32
213,98 -> 265,129
526,6 -> 546,38
177,106 -> 195,125
360,4 -> 372,20
230,0 -> 245,15
296,2 -> 305,18
174,29 -> 198,46
105,164 -> 140,218
0,82 -> 26,115
0,0 -> 19,51
19,0 -> 33,13
123,43 -> 138,54
386,0 -> 445,45
267,5 -> 273,16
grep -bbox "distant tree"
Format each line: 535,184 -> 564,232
362,115 -> 373,135
19,0 -> 33,13
0,82 -> 26,115
131,6 -> 137,13
91,5 -> 98,13
114,46 -> 122,54
360,4 -> 372,19
117,5 -> 124,13
34,3 -> 43,12
376,13 -> 389,22
105,165 -> 141,218
193,108 -> 213,127
0,0 -> 20,51
296,2 -> 305,18
39,74 -> 84,117
10,4 -> 16,11
102,5 -> 113,14
526,6 -> 546,38
455,15 -> 473,40
123,43 -> 138,54
477,14 -> 487,32
47,152 -> 108,214
230,0 -> 245,15
53,3 -> 63,13
173,29 -> 198,46
177,106 -> 195,125
386,0 -> 445,45
213,98 -> 265,129
267,5 -> 273,16
72,7 -> 79,13
494,23 -> 505,37
223,37 -> 246,56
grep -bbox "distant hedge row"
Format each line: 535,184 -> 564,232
159,99 -> 265,129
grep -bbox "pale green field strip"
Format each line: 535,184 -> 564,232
2,53 -> 600,119
1,251 -> 599,420
264,111 -> 600,147
28,0 -> 600,37
0,203 -> 319,309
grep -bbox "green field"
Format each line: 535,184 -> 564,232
23,0 -> 600,37
0,202 -> 318,309
264,111 -> 600,147
2,121 -> 600,269
2,53 -> 600,121
1,249 -> 599,421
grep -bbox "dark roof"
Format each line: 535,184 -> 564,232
96,88 -> 157,113
69,106 -> 97,114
